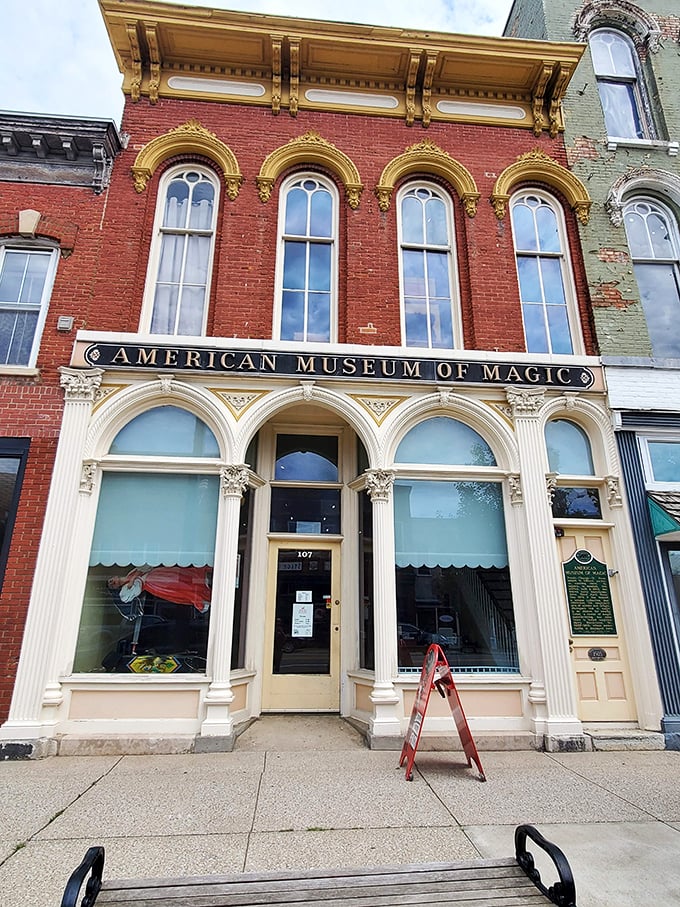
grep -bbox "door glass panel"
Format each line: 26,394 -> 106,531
273,548 -> 331,675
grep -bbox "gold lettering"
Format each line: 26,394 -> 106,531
381,360 -> 396,377
220,352 -> 236,369
436,362 -> 452,379
240,354 -> 256,370
111,347 -> 131,364
556,368 -> 571,385
342,358 -> 357,375
185,350 -> 201,368
136,348 -> 157,366
206,350 -> 217,369
164,349 -> 178,366
456,363 -> 469,380
363,359 -> 376,376
506,366 -> 522,382
261,354 -> 277,371
524,366 -> 540,383
544,367 -> 554,384
297,356 -> 316,373
403,361 -> 421,378
483,364 -> 500,381
322,358 -> 338,374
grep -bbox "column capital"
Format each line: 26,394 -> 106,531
59,367 -> 104,402
365,469 -> 395,502
506,387 -> 546,418
220,464 -> 250,498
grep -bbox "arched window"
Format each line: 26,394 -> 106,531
0,242 -> 58,366
623,198 -> 680,358
392,417 -> 517,674
545,419 -> 602,519
275,173 -> 338,343
397,183 -> 459,349
510,191 -> 580,355
73,407 -> 221,675
142,166 -> 219,335
589,29 -> 650,140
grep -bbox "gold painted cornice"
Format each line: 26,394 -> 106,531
130,120 -> 243,197
256,132 -> 363,209
491,149 -> 592,225
376,140 -> 479,216
99,1 -> 584,132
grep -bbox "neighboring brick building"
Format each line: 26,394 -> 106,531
0,113 -> 122,744
507,0 -> 680,745
0,0 -> 662,755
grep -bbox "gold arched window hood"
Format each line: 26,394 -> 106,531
131,120 -> 243,199
491,149 -> 591,225
375,140 -> 480,216
256,132 -> 363,209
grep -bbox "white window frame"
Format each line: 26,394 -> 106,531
140,164 -> 220,336
589,28 -> 652,142
396,181 -> 461,350
273,172 -> 339,344
0,242 -> 59,368
639,434 -> 680,490
510,189 -> 584,356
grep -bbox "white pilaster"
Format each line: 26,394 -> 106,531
365,469 -> 401,739
1,368 -> 103,740
506,388 -> 582,740
199,465 -> 250,739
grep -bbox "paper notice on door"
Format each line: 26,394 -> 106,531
292,601 -> 314,637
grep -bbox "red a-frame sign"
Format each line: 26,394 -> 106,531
400,644 -> 486,782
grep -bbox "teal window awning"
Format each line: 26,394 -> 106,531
647,493 -> 680,538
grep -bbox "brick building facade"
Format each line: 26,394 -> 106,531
507,0 -> 680,745
0,0 -> 662,755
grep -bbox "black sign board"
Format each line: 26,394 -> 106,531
83,342 -> 596,390
563,549 -> 617,636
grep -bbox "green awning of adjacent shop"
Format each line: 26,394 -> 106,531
647,493 -> 680,537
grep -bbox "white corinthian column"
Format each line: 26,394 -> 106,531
506,387 -> 582,744
1,367 -> 103,744
199,464 -> 250,744
365,469 -> 402,742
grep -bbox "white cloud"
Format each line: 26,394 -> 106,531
1,0 -> 513,125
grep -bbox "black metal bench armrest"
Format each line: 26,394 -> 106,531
60,847 -> 105,907
515,824 -> 577,907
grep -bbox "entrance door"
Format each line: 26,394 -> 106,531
262,541 -> 341,711
557,528 -> 637,722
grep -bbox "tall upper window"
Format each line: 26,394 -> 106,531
276,174 -> 337,343
397,183 -> 458,349
623,198 -> 680,358
589,29 -> 649,140
143,166 -> 219,336
0,246 -> 58,366
511,191 -> 579,355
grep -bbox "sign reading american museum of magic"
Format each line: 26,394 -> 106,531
83,343 -> 595,389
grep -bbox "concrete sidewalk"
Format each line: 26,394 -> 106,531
1,717 -> 679,906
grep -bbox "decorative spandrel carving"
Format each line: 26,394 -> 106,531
210,389 -> 268,420
80,460 -> 97,495
509,474 -> 523,506
546,472 -> 558,505
350,394 -> 406,425
220,465 -> 250,498
605,475 -> 623,508
365,469 -> 395,503
506,387 -> 546,418
59,367 -> 104,402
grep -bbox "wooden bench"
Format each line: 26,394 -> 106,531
61,824 -> 576,906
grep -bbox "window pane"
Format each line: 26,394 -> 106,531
517,257 -> 541,302
511,202 -> 537,251
649,441 -> 680,482
188,181 -> 214,230
110,406 -> 219,457
401,194 -> 423,245
395,417 -> 496,466
308,292 -> 331,341
403,250 -> 426,297
404,302 -> 428,347
0,310 -> 38,365
150,285 -> 179,334
590,31 -> 636,78
426,251 -> 451,298
635,262 -> 680,358
0,252 -> 25,303
284,187 -> 308,235
547,304 -> 573,355
648,212 -> 675,259
275,434 -> 338,481
522,303 -> 549,353
310,187 -> 332,238
163,180 -> 190,228
184,235 -> 210,285
177,286 -> 207,335
283,242 -> 306,290
536,204 -> 560,253
541,258 -> 566,304
281,290 -> 304,340
430,297 -> 454,349
545,420 -> 595,475
598,81 -> 643,138
552,487 -> 602,519
157,234 -> 185,284
425,196 -> 448,246
269,486 -> 340,533
309,244 -> 331,291
625,209 -> 651,258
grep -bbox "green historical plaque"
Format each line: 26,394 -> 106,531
562,549 -> 617,636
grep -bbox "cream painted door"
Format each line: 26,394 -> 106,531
558,529 -> 637,722
262,542 -> 341,711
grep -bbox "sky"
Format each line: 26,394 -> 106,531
2,0 -> 514,126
